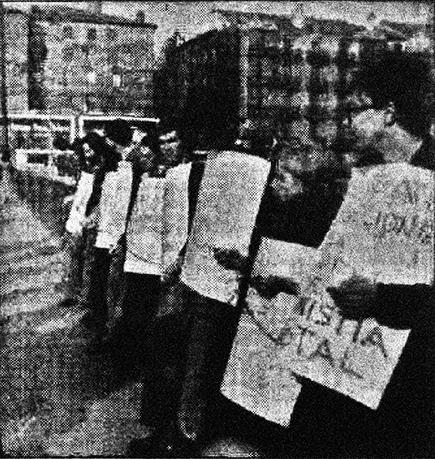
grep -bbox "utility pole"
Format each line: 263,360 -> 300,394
0,0 -> 9,162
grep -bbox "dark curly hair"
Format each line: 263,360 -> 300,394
73,132 -> 106,171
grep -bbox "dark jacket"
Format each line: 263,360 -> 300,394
287,139 -> 435,458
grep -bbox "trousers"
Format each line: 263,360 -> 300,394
62,231 -> 86,301
140,287 -> 240,443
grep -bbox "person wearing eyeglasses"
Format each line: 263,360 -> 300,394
210,50 -> 434,458
259,52 -> 435,458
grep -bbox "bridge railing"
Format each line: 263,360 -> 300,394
10,163 -> 77,236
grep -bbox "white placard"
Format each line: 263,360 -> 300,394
65,171 -> 94,235
285,164 -> 434,409
124,176 -> 165,275
162,163 -> 192,271
221,238 -> 308,426
221,311 -> 302,427
95,161 -> 133,249
321,163 -> 434,286
181,151 -> 270,305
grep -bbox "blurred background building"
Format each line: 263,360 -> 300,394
0,1 -> 433,161
1,3 -> 156,116
0,1 -> 157,161
154,7 -> 433,151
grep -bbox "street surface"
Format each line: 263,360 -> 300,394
0,169 -> 262,457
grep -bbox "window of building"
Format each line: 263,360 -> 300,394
63,25 -> 74,39
112,66 -> 122,87
62,45 -> 74,63
87,28 -> 97,41
107,28 -> 116,41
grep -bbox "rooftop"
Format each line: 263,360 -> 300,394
28,5 -> 157,29
380,20 -> 428,39
213,9 -> 366,36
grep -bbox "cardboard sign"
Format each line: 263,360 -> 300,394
95,161 -> 133,249
221,239 -> 309,426
224,163 -> 434,413
285,164 -> 434,408
162,163 -> 192,271
320,163 -> 434,286
124,176 -> 165,275
181,151 -> 270,305
221,312 -> 302,427
286,294 -> 410,409
65,171 -> 94,235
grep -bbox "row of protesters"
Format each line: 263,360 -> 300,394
80,120 -> 162,341
126,51 -> 435,458
131,130 -> 348,458
125,104 -> 346,458
61,119 -> 161,344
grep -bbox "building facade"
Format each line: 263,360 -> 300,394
1,5 -> 157,117
155,9 -> 432,153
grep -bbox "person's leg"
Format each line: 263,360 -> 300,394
80,228 -> 96,309
127,285 -> 191,457
139,312 -> 190,426
60,232 -> 85,307
170,291 -> 240,455
107,240 -> 127,322
123,274 -> 161,327
129,288 -> 240,457
82,247 -> 111,331
108,273 -> 161,370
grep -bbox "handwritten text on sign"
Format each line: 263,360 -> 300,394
288,164 -> 434,409
282,280 -> 409,409
321,163 -> 434,286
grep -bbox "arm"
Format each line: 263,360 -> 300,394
213,248 -> 250,273
374,283 -> 433,329
328,279 -> 433,329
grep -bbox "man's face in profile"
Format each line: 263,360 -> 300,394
351,108 -> 421,164
351,109 -> 386,152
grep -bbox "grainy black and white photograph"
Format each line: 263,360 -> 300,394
0,1 -> 434,457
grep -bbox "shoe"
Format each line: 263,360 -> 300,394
126,436 -> 160,458
126,434 -> 199,458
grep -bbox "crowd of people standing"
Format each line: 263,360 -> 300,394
60,51 -> 435,458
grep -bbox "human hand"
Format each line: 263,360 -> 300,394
213,248 -> 249,272
161,258 -> 183,285
251,275 -> 300,299
81,215 -> 96,230
327,275 -> 377,320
